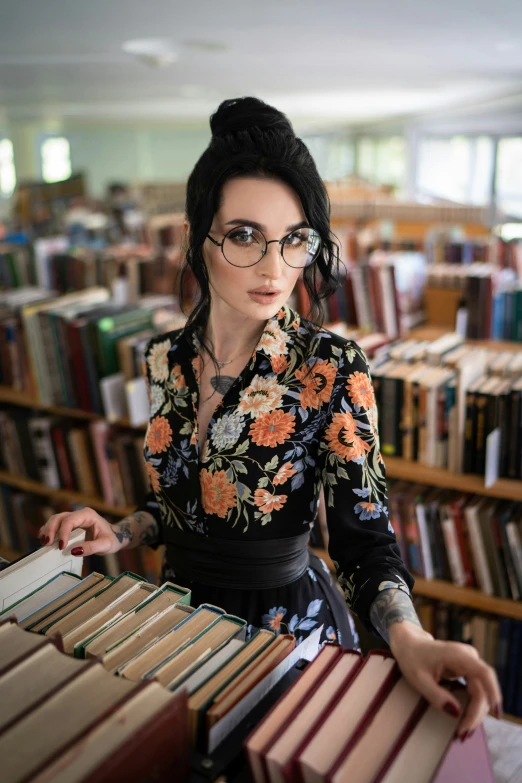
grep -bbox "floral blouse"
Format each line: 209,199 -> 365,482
139,304 -> 413,632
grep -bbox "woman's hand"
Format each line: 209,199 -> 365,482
389,621 -> 502,739
38,507 -> 125,557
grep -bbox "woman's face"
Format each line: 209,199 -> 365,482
203,176 -> 307,322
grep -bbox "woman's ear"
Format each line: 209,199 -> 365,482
184,219 -> 189,234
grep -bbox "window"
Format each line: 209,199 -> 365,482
41,137 -> 72,183
416,135 -> 494,205
355,136 -> 406,190
0,139 -> 16,197
302,135 -> 355,181
496,137 -> 522,219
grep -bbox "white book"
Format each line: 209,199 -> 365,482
464,502 -> 494,595
100,373 -> 128,421
125,377 -> 150,426
0,572 -> 80,622
0,530 -> 85,612
441,516 -> 466,587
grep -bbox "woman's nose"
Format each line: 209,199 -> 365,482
259,241 -> 284,277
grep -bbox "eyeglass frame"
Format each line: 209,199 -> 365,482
206,224 -> 322,268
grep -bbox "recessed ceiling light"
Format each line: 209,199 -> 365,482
122,38 -> 179,67
183,39 -> 228,52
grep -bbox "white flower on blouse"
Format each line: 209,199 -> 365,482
147,338 -> 171,382
150,384 -> 165,416
210,413 -> 245,450
238,375 -> 287,419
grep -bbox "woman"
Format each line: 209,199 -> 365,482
39,97 -> 500,738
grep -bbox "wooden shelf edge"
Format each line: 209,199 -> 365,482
0,471 -> 135,518
504,713 -> 522,726
310,548 -> 522,620
385,457 -> 522,503
0,385 -> 147,431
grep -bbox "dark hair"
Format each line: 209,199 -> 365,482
181,96 -> 341,363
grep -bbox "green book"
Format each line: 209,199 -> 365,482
94,309 -> 153,378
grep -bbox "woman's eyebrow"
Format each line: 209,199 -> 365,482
224,219 -> 309,232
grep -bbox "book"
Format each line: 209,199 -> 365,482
0,571 -> 80,623
0,530 -> 85,612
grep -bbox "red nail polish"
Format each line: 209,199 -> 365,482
444,702 -> 460,718
44,536 -> 50,545
58,540 -> 64,550
493,704 -> 502,720
459,731 -> 468,743
71,547 -> 84,556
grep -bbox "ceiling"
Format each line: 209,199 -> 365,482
1,0 -> 522,130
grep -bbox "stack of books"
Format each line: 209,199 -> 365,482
369,333 -> 522,477
0,408 -> 152,505
0,540 -> 313,757
0,620 -> 189,783
0,286 -> 185,419
245,644 -> 493,783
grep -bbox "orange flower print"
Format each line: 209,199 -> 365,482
147,338 -> 170,382
270,354 -> 290,374
273,462 -> 297,486
325,411 -> 370,462
170,363 -> 186,390
249,410 -> 295,448
200,469 -> 237,518
257,322 -> 290,357
238,375 -> 285,419
145,461 -> 161,493
254,488 -> 288,513
146,416 -> 173,454
346,371 -> 375,410
264,607 -> 286,632
295,359 -> 337,410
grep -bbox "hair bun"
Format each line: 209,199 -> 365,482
210,97 -> 294,139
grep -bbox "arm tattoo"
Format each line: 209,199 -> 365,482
112,511 -> 159,549
369,588 -> 422,644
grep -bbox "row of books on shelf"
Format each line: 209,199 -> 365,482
0,285 -> 186,421
0,540 -> 492,783
0,405 -> 150,506
369,331 -> 522,478
414,597 -> 522,719
0,487 -> 160,584
425,262 -> 522,341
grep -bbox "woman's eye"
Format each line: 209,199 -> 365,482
286,232 -> 306,246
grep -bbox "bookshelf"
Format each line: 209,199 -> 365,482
385,457 -> 522,503
0,385 -> 147,431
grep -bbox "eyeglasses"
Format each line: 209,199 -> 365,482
206,225 -> 322,268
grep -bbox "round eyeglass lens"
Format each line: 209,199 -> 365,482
282,228 -> 321,267
222,226 -> 266,267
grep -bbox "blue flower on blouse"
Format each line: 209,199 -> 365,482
354,502 -> 382,520
210,412 -> 245,450
261,606 -> 287,633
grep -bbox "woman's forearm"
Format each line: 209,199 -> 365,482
369,587 -> 425,645
112,510 -> 160,551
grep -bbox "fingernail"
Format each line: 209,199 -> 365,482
493,704 -> 502,720
39,536 -> 46,545
459,731 -> 468,743
71,547 -> 84,556
58,540 -> 64,550
444,702 -> 460,718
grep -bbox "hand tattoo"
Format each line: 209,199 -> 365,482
113,521 -> 133,546
369,588 -> 422,644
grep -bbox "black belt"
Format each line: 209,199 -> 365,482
164,528 -> 311,591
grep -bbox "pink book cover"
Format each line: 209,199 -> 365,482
431,724 -> 494,783
89,420 -> 115,506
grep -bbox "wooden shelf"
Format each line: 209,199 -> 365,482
385,457 -> 522,503
311,548 -> 522,620
0,385 -> 146,431
0,471 -> 135,518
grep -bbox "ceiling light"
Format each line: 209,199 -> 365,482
122,39 -> 179,68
